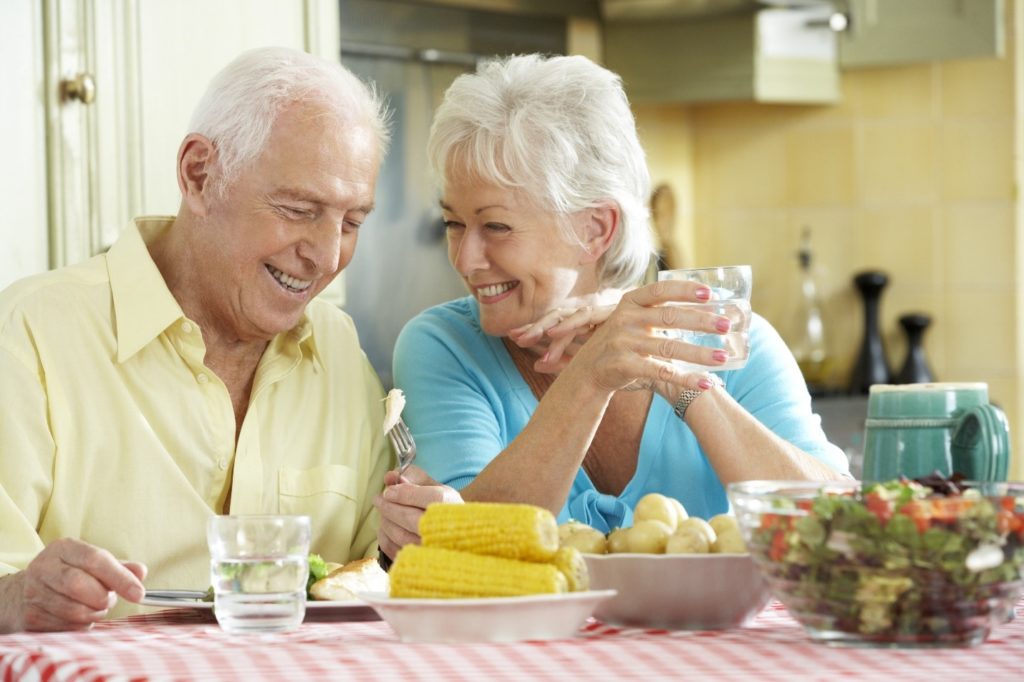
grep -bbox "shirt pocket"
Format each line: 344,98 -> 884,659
277,464 -> 359,530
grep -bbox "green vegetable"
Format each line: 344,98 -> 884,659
306,553 -> 329,597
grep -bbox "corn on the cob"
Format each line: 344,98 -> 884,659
552,546 -> 589,592
390,545 -> 568,598
419,502 -> 559,562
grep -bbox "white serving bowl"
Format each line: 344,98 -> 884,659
583,553 -> 770,630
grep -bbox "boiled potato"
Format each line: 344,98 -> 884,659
558,521 -> 608,554
623,519 -> 673,554
676,517 -> 716,546
607,527 -> 631,554
669,497 -> 688,526
708,513 -> 740,537
665,526 -> 711,554
711,527 -> 748,554
633,493 -> 678,531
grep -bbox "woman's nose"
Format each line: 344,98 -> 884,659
450,227 -> 487,275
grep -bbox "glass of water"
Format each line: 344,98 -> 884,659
657,265 -> 753,372
207,514 -> 311,634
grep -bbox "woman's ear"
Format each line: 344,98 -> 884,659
177,133 -> 216,217
578,202 -> 619,265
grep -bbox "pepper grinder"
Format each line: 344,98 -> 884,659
895,313 -> 935,384
849,271 -> 892,394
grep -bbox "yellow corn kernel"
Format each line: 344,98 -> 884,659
390,545 -> 568,598
552,546 -> 589,592
419,502 -> 559,562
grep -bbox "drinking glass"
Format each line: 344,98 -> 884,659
657,265 -> 753,372
207,514 -> 311,634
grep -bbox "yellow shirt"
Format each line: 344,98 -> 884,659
0,217 -> 393,615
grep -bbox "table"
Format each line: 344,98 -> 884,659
2,601 -> 1023,682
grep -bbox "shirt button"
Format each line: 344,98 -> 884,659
218,459 -> 229,471
181,321 -> 194,334
196,373 -> 209,385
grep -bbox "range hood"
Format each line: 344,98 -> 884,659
600,0 -> 835,21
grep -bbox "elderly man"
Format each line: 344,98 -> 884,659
0,47 -> 393,632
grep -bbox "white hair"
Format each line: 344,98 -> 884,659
427,54 -> 654,289
188,46 -> 390,194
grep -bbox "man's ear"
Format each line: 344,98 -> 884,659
578,202 -> 619,265
177,133 -> 216,217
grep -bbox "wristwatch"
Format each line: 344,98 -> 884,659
673,375 -> 724,421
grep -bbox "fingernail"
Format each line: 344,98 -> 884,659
712,350 -> 729,363
715,318 -> 731,333
695,287 -> 711,301
541,351 -> 550,364
698,378 -> 714,390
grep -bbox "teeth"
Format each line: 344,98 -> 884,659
267,265 -> 313,293
478,282 -> 515,298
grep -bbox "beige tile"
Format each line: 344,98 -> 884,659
859,123 -> 939,203
855,65 -> 937,119
785,126 -> 855,206
695,127 -> 788,209
942,203 -> 1014,288
855,206 -> 939,288
943,290 -> 1016,369
940,120 -> 1014,201
940,56 -> 1013,118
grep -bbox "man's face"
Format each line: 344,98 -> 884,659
196,102 -> 379,341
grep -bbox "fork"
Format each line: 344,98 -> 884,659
386,417 -> 417,478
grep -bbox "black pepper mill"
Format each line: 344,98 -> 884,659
849,271 -> 892,394
895,313 -> 935,384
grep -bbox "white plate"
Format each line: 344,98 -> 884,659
140,591 -> 379,620
358,590 -> 617,643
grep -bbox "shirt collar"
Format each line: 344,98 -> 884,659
108,217 -> 185,363
107,216 -> 324,369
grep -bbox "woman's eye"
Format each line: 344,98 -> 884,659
485,222 -> 511,233
442,219 -> 464,231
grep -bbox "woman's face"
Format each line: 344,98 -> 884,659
441,180 -> 599,337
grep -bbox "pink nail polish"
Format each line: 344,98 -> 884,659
698,378 -> 714,390
716,318 -> 731,333
712,350 -> 728,363
696,287 -> 711,301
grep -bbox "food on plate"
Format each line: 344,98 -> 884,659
621,520 -> 673,554
306,553 -> 330,595
676,517 -> 717,546
309,557 -> 390,601
419,501 -> 558,562
633,493 -> 683,531
710,526 -> 748,554
390,545 -> 568,598
382,388 -> 406,434
558,520 -> 608,554
390,502 -> 589,598
708,513 -> 741,538
607,527 -> 631,554
665,526 -> 711,554
743,476 -> 1024,642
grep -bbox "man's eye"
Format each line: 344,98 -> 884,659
279,206 -> 311,219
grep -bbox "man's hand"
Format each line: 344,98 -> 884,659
0,538 -> 147,633
374,465 -> 463,562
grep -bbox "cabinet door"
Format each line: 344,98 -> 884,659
839,0 -> 1004,67
47,0 -> 339,269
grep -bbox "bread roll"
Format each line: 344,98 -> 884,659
309,557 -> 390,601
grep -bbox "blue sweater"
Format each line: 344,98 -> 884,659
393,297 -> 848,532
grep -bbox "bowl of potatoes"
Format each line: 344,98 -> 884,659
563,493 -> 771,630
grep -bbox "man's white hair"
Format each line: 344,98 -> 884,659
427,54 -> 654,289
188,46 -> 390,194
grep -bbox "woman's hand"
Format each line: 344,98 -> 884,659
507,303 -> 616,373
374,465 -> 463,562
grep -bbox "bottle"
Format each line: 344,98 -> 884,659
895,312 -> 935,384
789,228 -> 830,390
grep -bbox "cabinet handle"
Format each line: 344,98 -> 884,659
61,72 -> 96,105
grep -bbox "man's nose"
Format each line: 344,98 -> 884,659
299,218 -> 344,275
451,228 -> 487,276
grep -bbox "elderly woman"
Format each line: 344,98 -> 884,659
375,54 -> 847,561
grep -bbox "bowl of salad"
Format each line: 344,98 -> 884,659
727,475 -> 1024,647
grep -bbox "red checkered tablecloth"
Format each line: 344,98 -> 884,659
2,601 -> 1023,681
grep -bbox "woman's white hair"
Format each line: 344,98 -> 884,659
428,54 -> 654,289
188,46 -> 390,195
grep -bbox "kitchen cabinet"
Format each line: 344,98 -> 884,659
3,0 -> 339,287
838,0 -> 1004,67
603,5 -> 840,104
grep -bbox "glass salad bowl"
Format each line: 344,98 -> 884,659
727,478 -> 1024,647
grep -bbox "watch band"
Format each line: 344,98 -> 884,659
673,375 -> 723,421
